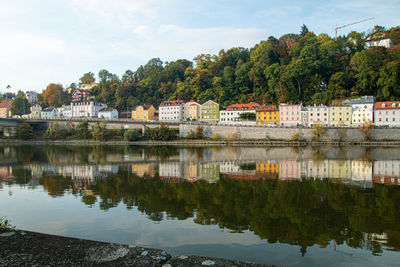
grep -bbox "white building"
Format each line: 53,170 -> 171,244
57,105 -> 72,118
98,108 -> 118,120
159,100 -> 184,122
159,161 -> 183,179
365,32 -> 393,49
26,91 -> 38,105
71,101 -> 107,118
30,104 -> 42,119
307,104 -> 329,127
219,103 -> 259,124
41,107 -> 59,119
344,96 -> 374,126
374,101 -> 400,127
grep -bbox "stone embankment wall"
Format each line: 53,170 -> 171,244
180,124 -> 400,142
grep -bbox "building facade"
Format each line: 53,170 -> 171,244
30,104 -> 42,118
159,100 -> 184,122
0,101 -> 12,118
329,106 -> 352,127
182,101 -> 201,121
201,100 -> 221,122
41,107 -> 59,119
344,96 -> 374,126
132,105 -> 156,121
256,105 -> 279,125
307,105 -> 330,127
374,101 -> 400,127
72,89 -> 91,102
220,103 -> 259,124
71,101 -> 107,118
26,91 -> 38,105
98,108 -> 118,119
279,104 -> 302,126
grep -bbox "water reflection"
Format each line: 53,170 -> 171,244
1,145 -> 400,258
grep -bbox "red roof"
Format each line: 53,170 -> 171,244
160,100 -> 184,107
256,105 -> 278,112
0,101 -> 12,108
226,103 -> 260,111
134,105 -> 154,111
375,101 -> 400,110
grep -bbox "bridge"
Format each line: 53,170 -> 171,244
0,117 -> 181,136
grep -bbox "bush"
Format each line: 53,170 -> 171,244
195,126 -> 203,139
77,120 -> 90,139
144,124 -> 178,141
124,129 -> 141,141
17,122 -> 33,139
290,132 -> 300,141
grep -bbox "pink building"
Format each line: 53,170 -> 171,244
279,104 -> 302,126
279,160 -> 301,180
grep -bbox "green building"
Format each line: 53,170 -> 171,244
200,100 -> 221,122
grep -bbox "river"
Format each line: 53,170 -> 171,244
0,145 -> 399,266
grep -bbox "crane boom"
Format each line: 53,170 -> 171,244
334,17 -> 374,40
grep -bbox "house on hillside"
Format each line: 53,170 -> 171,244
365,32 -> 393,48
98,108 -> 118,120
132,105 -> 156,121
30,104 -> 42,119
72,89 -> 91,102
0,101 -> 12,118
41,107 -> 59,119
26,91 -> 38,105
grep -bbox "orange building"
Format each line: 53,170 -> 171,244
132,105 -> 156,121
256,105 -> 279,125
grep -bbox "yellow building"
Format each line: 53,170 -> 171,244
183,101 -> 201,121
256,160 -> 279,178
256,105 -> 279,125
329,106 -> 352,127
132,105 -> 156,121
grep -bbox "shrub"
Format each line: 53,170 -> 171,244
359,123 -> 374,141
17,122 -> 33,139
124,129 -> 141,141
290,132 -> 300,141
195,126 -> 203,139
0,216 -> 13,230
311,124 -> 326,142
211,133 -> 220,140
77,120 -> 90,139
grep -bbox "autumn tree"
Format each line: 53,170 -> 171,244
42,83 -> 70,107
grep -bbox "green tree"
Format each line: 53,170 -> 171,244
79,72 -> 95,85
11,95 -> 30,116
17,122 -> 33,139
77,120 -> 90,139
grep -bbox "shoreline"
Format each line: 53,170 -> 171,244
1,138 -> 400,147
0,229 -> 275,266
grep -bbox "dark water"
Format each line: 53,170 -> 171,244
1,145 -> 400,266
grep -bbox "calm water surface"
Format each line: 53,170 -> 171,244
1,145 -> 400,266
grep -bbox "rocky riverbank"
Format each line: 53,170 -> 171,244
0,229 -> 277,266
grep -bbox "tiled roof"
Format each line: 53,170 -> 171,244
159,100 -> 184,107
256,105 -> 278,112
375,101 -> 400,110
0,101 -> 12,108
226,103 -> 260,111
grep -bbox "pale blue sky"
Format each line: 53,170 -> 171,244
0,0 -> 399,93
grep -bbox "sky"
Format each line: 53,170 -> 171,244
0,0 -> 399,93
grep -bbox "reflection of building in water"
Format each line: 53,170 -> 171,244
183,162 -> 202,182
131,163 -> 157,178
0,166 -> 12,180
351,161 -> 373,181
328,160 -> 351,179
256,160 -> 279,179
373,160 -> 400,186
159,161 -> 183,180
279,160 -> 301,180
302,160 -> 329,179
219,161 -> 241,174
201,162 -> 220,183
27,164 -> 118,182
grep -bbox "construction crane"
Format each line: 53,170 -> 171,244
334,17 -> 375,40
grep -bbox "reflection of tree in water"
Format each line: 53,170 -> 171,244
39,175 -> 73,197
145,146 -> 179,162
86,172 -> 400,256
